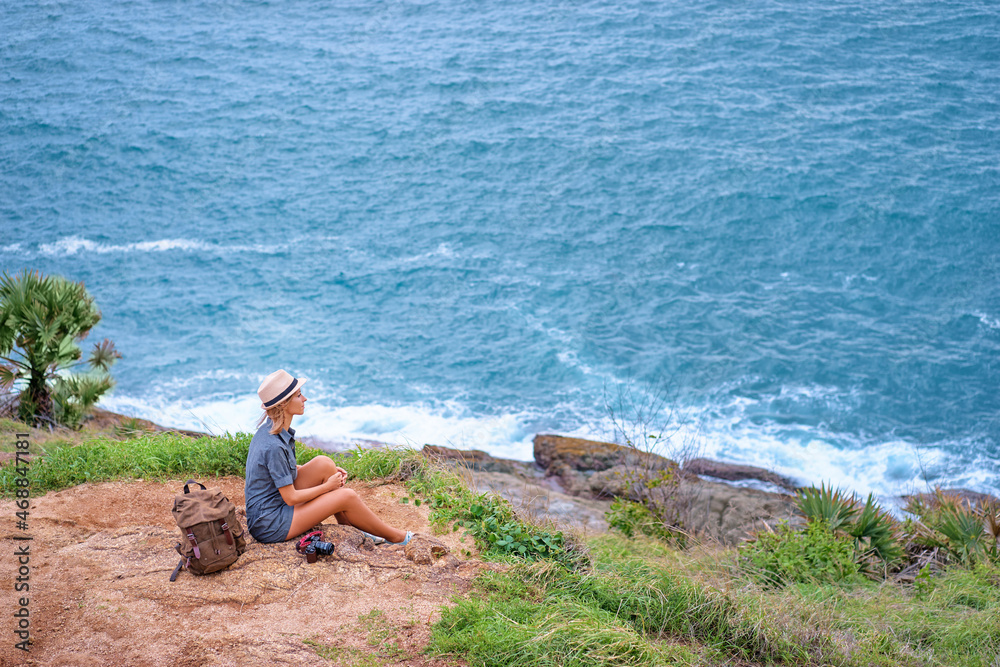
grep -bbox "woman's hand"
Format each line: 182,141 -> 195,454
327,470 -> 346,490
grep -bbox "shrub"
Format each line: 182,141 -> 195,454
793,484 -> 904,575
741,520 -> 860,587
606,498 -> 682,543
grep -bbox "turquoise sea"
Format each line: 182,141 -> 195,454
2,0 -> 999,499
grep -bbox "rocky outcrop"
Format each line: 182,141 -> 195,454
425,433 -> 802,545
422,444 -> 539,477
469,471 -> 612,534
0,477 -> 483,667
674,478 -> 801,544
685,458 -> 799,492
533,434 -> 630,471
86,407 -> 209,438
532,434 -> 682,497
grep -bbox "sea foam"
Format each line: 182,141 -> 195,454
35,236 -> 278,257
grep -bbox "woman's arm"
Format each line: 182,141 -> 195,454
277,471 -> 343,507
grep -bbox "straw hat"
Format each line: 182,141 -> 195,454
258,369 -> 307,409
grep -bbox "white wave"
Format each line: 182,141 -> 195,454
98,393 -> 542,461
400,242 -> 456,265
639,403 -> 997,502
519,311 -> 598,376
973,311 -> 1000,330
39,236 -> 209,256
36,235 -> 280,257
98,393 -> 261,436
556,350 -> 596,376
574,382 -> 999,502
1,243 -> 22,253
841,273 -> 880,287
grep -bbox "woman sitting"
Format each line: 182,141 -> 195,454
244,369 -> 411,545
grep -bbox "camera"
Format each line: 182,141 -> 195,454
296,530 -> 335,563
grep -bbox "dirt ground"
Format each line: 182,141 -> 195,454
0,477 -> 485,667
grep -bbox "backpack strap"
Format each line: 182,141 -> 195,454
187,532 -> 202,559
220,520 -> 234,546
169,557 -> 184,582
183,480 -> 207,494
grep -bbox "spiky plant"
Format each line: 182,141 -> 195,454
902,489 -> 1000,566
849,493 -> 903,566
0,270 -> 121,428
982,503 -> 1000,563
937,506 -> 988,565
796,483 -> 858,532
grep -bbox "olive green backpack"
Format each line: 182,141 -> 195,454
169,480 -> 247,581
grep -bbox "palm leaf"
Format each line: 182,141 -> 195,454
88,338 -> 121,371
937,506 -> 987,565
849,493 -> 903,564
796,483 -> 858,531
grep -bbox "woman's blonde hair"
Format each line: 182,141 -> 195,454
257,402 -> 292,434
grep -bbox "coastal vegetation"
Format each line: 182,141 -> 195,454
1,422 -> 997,666
0,270 -> 120,429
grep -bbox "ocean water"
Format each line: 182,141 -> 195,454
2,0 -> 999,499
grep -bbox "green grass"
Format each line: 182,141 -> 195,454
431,568 -> 704,667
430,537 -> 820,667
430,532 -> 1000,667
0,430 -> 326,496
768,564 -> 1000,666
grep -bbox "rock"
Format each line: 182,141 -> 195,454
420,436 -> 803,545
684,458 -> 799,492
533,434 -> 679,498
672,479 -> 800,545
422,444 -> 538,477
86,407 -> 209,438
533,434 -> 628,472
317,524 -> 377,562
470,471 -> 612,534
403,534 -> 456,566
587,462 -> 690,499
542,463 -> 592,497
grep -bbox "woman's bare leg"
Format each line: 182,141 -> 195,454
293,455 -> 339,489
285,486 -> 407,542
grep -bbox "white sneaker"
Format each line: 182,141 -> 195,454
360,531 -> 386,545
388,531 -> 413,546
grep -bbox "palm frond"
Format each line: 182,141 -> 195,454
88,338 -> 121,371
52,372 -> 116,429
850,493 -> 903,564
937,505 -> 987,565
0,363 -> 20,391
796,483 -> 858,531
